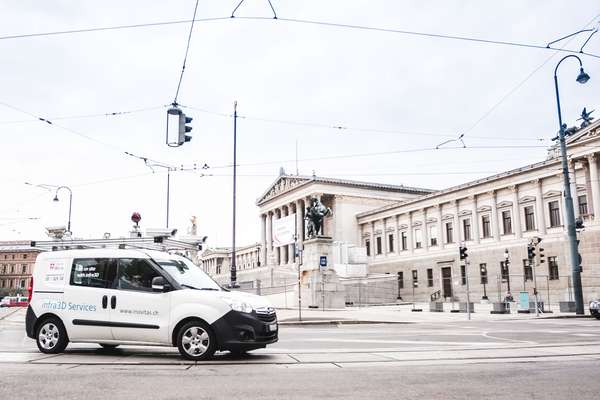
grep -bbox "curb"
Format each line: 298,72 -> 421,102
278,320 -> 413,326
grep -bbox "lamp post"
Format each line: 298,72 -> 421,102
554,55 -> 590,315
53,186 -> 73,235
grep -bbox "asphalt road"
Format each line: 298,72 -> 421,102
2,308 -> 600,399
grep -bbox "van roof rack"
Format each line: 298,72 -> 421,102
30,237 -> 204,252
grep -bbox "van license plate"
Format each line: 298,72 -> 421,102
268,323 -> 278,332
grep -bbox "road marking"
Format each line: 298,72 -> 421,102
481,332 -> 537,344
572,333 -> 599,337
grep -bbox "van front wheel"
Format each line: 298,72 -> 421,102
36,317 -> 68,354
177,320 -> 216,361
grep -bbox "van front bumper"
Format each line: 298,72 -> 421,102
211,309 -> 278,352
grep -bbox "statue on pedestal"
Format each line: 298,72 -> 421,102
305,197 -> 332,238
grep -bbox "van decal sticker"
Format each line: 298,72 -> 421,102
43,261 -> 66,283
42,299 -> 97,312
119,308 -> 159,316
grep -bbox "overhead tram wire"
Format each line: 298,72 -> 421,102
459,12 -> 600,138
0,104 -> 168,125
0,13 -> 598,60
172,0 -> 200,105
180,104 -> 549,142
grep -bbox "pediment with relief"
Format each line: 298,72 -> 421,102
257,176 -> 311,205
519,195 -> 536,204
543,190 -> 562,199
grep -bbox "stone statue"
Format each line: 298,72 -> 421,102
578,107 -> 595,128
305,197 -> 332,238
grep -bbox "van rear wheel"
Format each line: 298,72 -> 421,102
36,317 -> 68,354
177,320 -> 216,361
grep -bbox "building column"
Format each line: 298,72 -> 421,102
288,202 -> 296,264
422,208 -> 429,250
453,200 -> 460,244
383,218 -> 388,255
569,160 -> 580,219
260,213 -> 267,267
510,185 -> 522,239
535,179 -> 546,235
407,212 -> 414,254
266,212 -> 273,266
490,190 -> 500,241
436,204 -> 443,247
370,221 -> 375,259
395,215 -> 401,251
587,154 -> 600,219
470,195 -> 480,244
296,199 -> 304,256
274,209 -> 281,266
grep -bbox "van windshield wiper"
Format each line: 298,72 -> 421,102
181,284 -> 220,291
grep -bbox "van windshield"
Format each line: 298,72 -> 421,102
154,257 -> 221,291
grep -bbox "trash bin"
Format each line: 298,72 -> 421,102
491,302 -> 509,314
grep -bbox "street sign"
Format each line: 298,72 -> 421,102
319,256 -> 327,269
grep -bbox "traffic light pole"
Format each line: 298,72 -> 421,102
465,257 -> 471,321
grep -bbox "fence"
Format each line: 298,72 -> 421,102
227,272 -> 600,311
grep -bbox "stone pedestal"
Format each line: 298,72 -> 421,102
300,236 -> 346,309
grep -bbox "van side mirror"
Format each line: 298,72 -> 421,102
151,276 -> 170,292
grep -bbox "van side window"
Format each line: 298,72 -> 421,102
70,258 -> 117,288
117,259 -> 161,292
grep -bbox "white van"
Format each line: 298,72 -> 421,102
25,249 -> 278,360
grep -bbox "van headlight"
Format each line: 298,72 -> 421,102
221,298 -> 253,314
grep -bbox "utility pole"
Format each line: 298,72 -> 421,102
230,101 -> 238,288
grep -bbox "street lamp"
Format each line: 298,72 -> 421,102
53,186 -> 73,235
553,55 -> 590,315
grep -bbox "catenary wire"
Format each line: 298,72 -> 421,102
0,14 -> 597,60
173,0 -> 200,105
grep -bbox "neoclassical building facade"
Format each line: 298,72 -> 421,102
202,120 -> 600,305
357,119 -> 600,303
255,175 -> 434,268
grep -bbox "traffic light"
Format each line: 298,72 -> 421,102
166,105 -> 193,147
179,112 -> 193,144
459,246 -> 468,260
527,243 -> 535,260
538,247 -> 545,264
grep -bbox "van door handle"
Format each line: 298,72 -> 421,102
102,295 -> 108,309
110,295 -> 116,309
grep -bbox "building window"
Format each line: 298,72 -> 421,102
549,201 -> 561,227
429,225 -> 437,246
523,259 -> 533,281
481,215 -> 491,238
365,239 -> 371,256
462,218 -> 471,241
21,264 -> 27,274
460,265 -> 466,285
414,229 -> 422,249
10,265 -> 14,274
445,222 -> 453,243
20,279 -> 25,288
524,206 -> 535,231
500,261 -> 510,282
479,263 -> 488,284
376,237 -> 382,255
217,264 -> 221,274
23,254 -> 27,260
388,234 -> 394,253
401,232 -> 407,251
502,210 -> 512,234
412,270 -> 418,287
427,268 -> 433,287
549,256 -> 559,280
578,195 -> 588,215
397,271 -> 404,289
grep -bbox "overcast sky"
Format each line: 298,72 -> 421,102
1,0 -> 599,247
